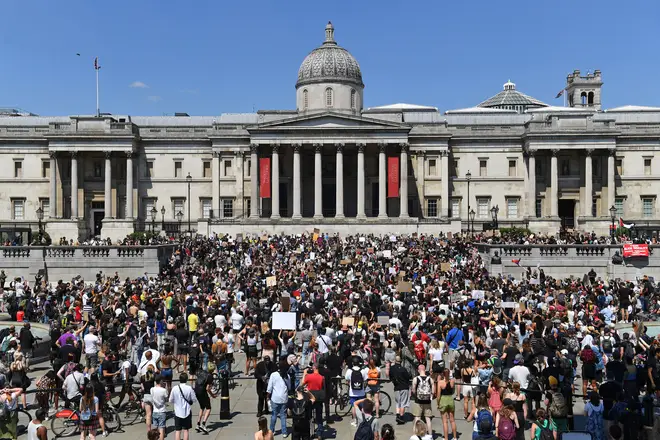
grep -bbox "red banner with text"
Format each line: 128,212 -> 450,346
622,243 -> 649,258
387,157 -> 399,198
259,158 -> 271,198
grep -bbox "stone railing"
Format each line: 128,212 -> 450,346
477,244 -> 660,280
0,245 -> 176,282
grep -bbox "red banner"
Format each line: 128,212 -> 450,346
387,157 -> 399,198
259,158 -> 271,198
622,243 -> 649,258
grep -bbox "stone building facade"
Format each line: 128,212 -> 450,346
1,22 -> 660,241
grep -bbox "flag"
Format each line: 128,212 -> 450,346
512,259 -> 521,266
619,218 -> 635,229
555,89 -> 565,99
94,57 -> 100,70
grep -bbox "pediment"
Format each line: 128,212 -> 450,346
249,112 -> 410,131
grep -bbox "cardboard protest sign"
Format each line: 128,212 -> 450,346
312,233 -> 319,242
261,235 -> 268,241
447,232 -> 453,239
377,315 -> 389,326
340,259 -> 350,265
236,233 -> 243,243
359,237 -> 366,243
342,317 -> 355,327
272,312 -> 296,330
313,228 -> 320,235
397,281 -> 413,292
266,276 -> 277,287
280,292 -> 291,311
440,262 -> 451,272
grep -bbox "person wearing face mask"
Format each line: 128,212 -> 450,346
255,355 -> 276,417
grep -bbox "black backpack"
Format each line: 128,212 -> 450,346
354,416 -> 374,440
128,363 -> 138,378
351,369 -> 365,391
195,370 -> 209,393
602,337 -> 613,353
291,398 -> 306,420
624,342 -> 635,360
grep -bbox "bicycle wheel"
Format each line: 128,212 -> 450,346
16,409 -> 32,436
51,411 -> 79,438
377,391 -> 391,416
334,393 -> 352,418
103,406 -> 122,433
119,400 -> 142,425
210,374 -> 221,395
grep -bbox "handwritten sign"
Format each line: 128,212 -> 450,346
397,281 -> 413,292
383,250 -> 392,259
501,301 -> 517,309
377,315 -> 390,326
472,290 -> 485,299
342,317 -> 355,327
266,276 -> 277,287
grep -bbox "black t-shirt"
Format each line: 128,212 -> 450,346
492,338 -> 506,355
175,328 -> 189,344
619,288 -> 632,305
606,360 -> 626,384
102,359 -> 116,383
59,344 -> 77,363
599,380 -> 623,420
504,346 -> 519,369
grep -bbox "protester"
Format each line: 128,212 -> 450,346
169,373 -> 197,440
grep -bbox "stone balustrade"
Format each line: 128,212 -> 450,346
0,245 -> 175,283
477,244 -> 660,280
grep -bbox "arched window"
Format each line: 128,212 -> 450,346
350,89 -> 356,110
303,89 -> 308,110
588,92 -> 594,106
325,88 -> 333,108
581,92 -> 587,105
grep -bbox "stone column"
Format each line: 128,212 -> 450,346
49,152 -> 57,218
250,144 -> 259,218
271,144 -> 280,220
550,149 -> 559,217
583,149 -> 593,217
441,151 -> 449,217
235,151 -> 244,218
399,143 -> 409,218
314,143 -> 323,219
292,143 -> 302,219
212,151 -> 220,218
378,142 -> 387,218
125,152 -> 133,219
527,150 -> 536,217
335,143 -> 344,219
71,152 -> 79,219
608,148 -> 616,210
357,143 -> 366,219
104,151 -> 112,218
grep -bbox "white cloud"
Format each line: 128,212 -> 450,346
129,81 -> 149,88
147,95 -> 162,102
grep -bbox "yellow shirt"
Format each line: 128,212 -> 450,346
188,313 -> 199,332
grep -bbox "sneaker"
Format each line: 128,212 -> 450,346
195,425 -> 202,432
103,432 -> 109,438
200,424 -> 210,434
282,434 -> 289,438
350,421 -> 357,427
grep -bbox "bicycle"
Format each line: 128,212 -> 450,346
114,386 -> 145,426
211,369 -> 236,395
333,380 -> 391,417
50,403 -> 121,437
15,407 -> 33,437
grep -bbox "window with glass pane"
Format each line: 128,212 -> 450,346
224,160 -> 233,177
143,198 -> 155,219
535,199 -> 542,217
174,161 -> 182,178
426,199 -> 438,217
173,199 -> 185,219
201,199 -> 212,218
40,199 -> 50,218
451,160 -> 458,177
203,161 -> 211,178
223,199 -> 233,218
12,200 -> 24,220
145,161 -> 154,178
592,197 -> 598,217
479,160 -> 487,177
42,161 -> 50,178
643,198 -> 654,218
644,158 -> 652,176
244,198 -> 251,216
506,198 -> 518,218
451,199 -> 460,218
14,161 -> 22,178
615,159 -> 623,175
428,159 -> 437,176
477,198 -> 489,218
615,198 -> 624,218
508,160 -> 517,177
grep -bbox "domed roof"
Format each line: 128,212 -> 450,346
296,22 -> 364,89
478,80 -> 547,112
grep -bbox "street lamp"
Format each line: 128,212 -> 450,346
490,205 -> 499,230
160,206 -> 166,231
609,205 -> 617,238
36,207 -> 44,243
176,210 -> 183,237
186,172 -> 192,235
466,170 -> 472,233
469,208 -> 476,235
150,206 -> 157,234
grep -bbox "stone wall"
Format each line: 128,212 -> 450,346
0,245 -> 175,283
478,244 -> 660,280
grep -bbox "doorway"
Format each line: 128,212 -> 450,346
93,211 -> 105,237
558,199 -> 575,229
279,182 -> 288,217
322,183 -> 336,217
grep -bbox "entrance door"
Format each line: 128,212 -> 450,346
371,183 -> 379,217
558,200 -> 575,230
322,183 -> 336,217
93,211 -> 105,237
279,182 -> 288,217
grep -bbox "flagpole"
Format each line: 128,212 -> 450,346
96,61 -> 100,117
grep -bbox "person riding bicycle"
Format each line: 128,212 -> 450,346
61,363 -> 86,409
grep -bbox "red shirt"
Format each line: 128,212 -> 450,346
16,311 -> 24,322
411,331 -> 430,344
303,372 -> 324,392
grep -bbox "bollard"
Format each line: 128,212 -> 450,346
220,369 -> 231,419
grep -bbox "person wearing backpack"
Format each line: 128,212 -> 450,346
0,386 -> 23,440
545,376 -> 569,434
289,385 -> 316,440
194,364 -> 217,434
530,408 -> 557,440
344,360 -> 368,427
411,363 -> 434,437
353,398 -> 379,440
466,395 -> 494,440
580,344 -> 598,398
494,399 -> 519,440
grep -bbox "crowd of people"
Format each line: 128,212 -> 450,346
0,231 -> 660,440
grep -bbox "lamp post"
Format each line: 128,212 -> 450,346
176,210 -> 183,237
160,206 -> 166,231
36,207 -> 43,243
490,205 -> 499,230
609,205 -> 617,238
186,172 -> 192,235
150,206 -> 157,234
469,208 -> 476,236
466,170 -> 472,233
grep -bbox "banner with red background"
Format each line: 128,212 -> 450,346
622,243 -> 649,258
387,157 -> 399,198
259,158 -> 271,198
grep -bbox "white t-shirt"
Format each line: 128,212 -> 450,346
214,314 -> 227,329
507,365 -> 530,390
120,360 -> 132,381
151,386 -> 169,413
429,347 -> 444,361
345,368 -> 368,398
230,313 -> 244,330
83,333 -> 100,355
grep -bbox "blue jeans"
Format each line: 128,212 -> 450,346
270,401 -> 287,435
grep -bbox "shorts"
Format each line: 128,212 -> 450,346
438,394 -> 455,413
368,384 -> 380,394
144,393 -> 153,404
247,345 -> 258,359
462,384 -> 477,398
86,353 -> 99,369
349,396 -> 364,407
152,412 -> 166,428
582,364 -> 596,380
197,391 -> 211,410
395,390 -> 410,409
175,414 -> 192,431
412,402 -> 433,418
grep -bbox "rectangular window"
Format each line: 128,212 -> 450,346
244,198 -> 251,216
451,160 -> 458,177
145,161 -> 154,178
560,159 -> 570,176
223,160 -> 233,177
508,160 -> 517,177
615,198 -> 624,218
450,198 -> 460,218
203,161 -> 211,178
142,198 -> 156,219
592,197 -> 598,218
428,159 -> 437,176
42,161 -> 50,178
172,198 -> 185,219
615,159 -> 623,175
246,160 -> 251,178
477,198 -> 489,218
174,161 -> 182,178
12,199 -> 24,220
223,199 -> 234,218
14,161 -> 22,178
426,198 -> 438,217
94,161 -> 103,178
39,198 -> 50,218
642,197 -> 655,218
506,197 -> 518,219
201,198 -> 212,218
479,160 -> 487,177
644,158 -> 652,176
535,198 -> 542,217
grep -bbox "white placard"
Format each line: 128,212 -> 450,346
501,301 -> 517,309
310,252 -> 316,260
272,312 -> 297,330
472,290 -> 485,299
383,250 -> 392,259
359,237 -> 366,243
390,235 -> 397,242
421,276 -> 427,285
530,278 -> 540,285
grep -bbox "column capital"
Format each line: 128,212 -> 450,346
125,151 -> 136,159
399,142 -> 409,151
378,142 -> 387,153
250,143 -> 259,153
48,151 -> 57,159
70,151 -> 78,159
356,143 -> 366,153
585,148 -> 594,156
212,151 -> 221,158
526,148 -> 537,157
272,143 -> 280,154
438,150 -> 448,157
104,151 -> 112,159
292,143 -> 302,153
551,148 -> 560,157
609,148 -> 617,157
335,143 -> 344,152
313,143 -> 323,153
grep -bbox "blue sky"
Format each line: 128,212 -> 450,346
2,0 -> 659,116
